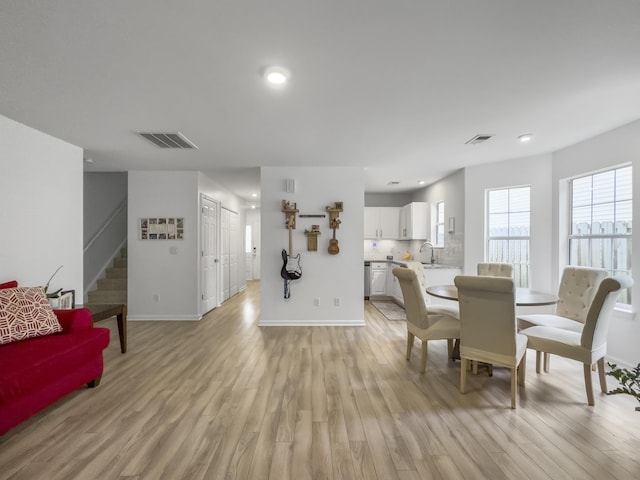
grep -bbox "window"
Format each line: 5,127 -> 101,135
486,186 -> 531,287
569,165 -> 632,305
435,201 -> 445,247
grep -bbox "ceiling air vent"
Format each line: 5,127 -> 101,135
465,134 -> 494,145
138,132 -> 199,149
387,181 -> 401,185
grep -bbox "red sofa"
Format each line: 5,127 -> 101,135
0,283 -> 110,435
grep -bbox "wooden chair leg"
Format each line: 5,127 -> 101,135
597,358 -> 607,393
544,353 -> 550,373
472,361 -> 478,375
406,332 -> 415,360
447,339 -> 454,360
460,358 -> 467,393
584,363 -> 595,406
518,355 -> 526,386
536,351 -> 541,374
511,367 -> 517,409
420,340 -> 428,373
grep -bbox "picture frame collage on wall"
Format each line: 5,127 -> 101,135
140,217 -> 184,240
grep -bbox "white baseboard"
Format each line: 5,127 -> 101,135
128,315 -> 202,321
257,318 -> 366,327
605,354 -> 637,370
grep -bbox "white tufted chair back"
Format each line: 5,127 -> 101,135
455,275 -> 518,360
393,267 -> 430,330
477,263 -> 513,278
582,275 -> 633,350
403,261 -> 430,305
555,267 -> 608,324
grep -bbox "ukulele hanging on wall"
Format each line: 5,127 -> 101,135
328,218 -> 341,255
326,201 -> 343,255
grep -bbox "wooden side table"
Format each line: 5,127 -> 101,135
86,304 -> 127,353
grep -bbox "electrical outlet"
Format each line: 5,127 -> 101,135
334,297 -> 340,306
314,298 -> 320,307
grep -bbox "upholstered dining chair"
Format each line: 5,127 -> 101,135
520,275 -> 632,406
518,266 -> 608,372
477,263 -> 514,278
455,275 -> 527,409
403,260 -> 430,305
392,267 -> 460,373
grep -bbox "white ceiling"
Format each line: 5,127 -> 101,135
2,1 -> 640,206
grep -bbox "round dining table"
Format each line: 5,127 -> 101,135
426,285 -> 558,306
425,285 -> 558,362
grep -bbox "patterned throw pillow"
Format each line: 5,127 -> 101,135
0,287 -> 62,345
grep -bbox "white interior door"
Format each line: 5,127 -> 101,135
200,195 -> 219,313
245,212 -> 261,280
221,208 -> 230,301
229,210 -> 239,296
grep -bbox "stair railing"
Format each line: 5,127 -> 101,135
84,199 -> 127,253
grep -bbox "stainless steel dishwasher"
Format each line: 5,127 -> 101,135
364,261 -> 371,299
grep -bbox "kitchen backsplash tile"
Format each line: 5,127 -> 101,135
364,233 -> 464,266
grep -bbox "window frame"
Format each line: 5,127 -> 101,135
485,185 -> 531,287
567,163 -> 632,307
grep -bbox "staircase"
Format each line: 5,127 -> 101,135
87,247 -> 127,304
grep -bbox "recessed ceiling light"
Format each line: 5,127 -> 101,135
251,205 -> 256,209
518,133 -> 533,143
418,180 -> 425,185
263,66 -> 290,87
252,193 -> 257,198
84,157 -> 94,164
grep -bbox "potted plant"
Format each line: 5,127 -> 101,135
607,362 -> 640,411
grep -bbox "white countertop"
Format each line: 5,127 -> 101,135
365,259 -> 461,269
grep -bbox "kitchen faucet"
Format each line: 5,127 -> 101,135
419,241 -> 436,264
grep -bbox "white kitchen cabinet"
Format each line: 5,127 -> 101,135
370,262 -> 388,296
399,202 -> 429,240
364,207 -> 400,239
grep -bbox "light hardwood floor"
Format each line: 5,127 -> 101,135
1,280 -> 639,479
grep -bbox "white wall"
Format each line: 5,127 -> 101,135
552,119 -> 640,366
259,167 -> 365,325
365,192 -> 411,207
128,171 -> 200,320
464,154 -> 554,291
0,114 -> 83,294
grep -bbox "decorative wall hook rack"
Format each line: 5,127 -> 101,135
281,200 -> 299,229
304,224 -> 321,251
